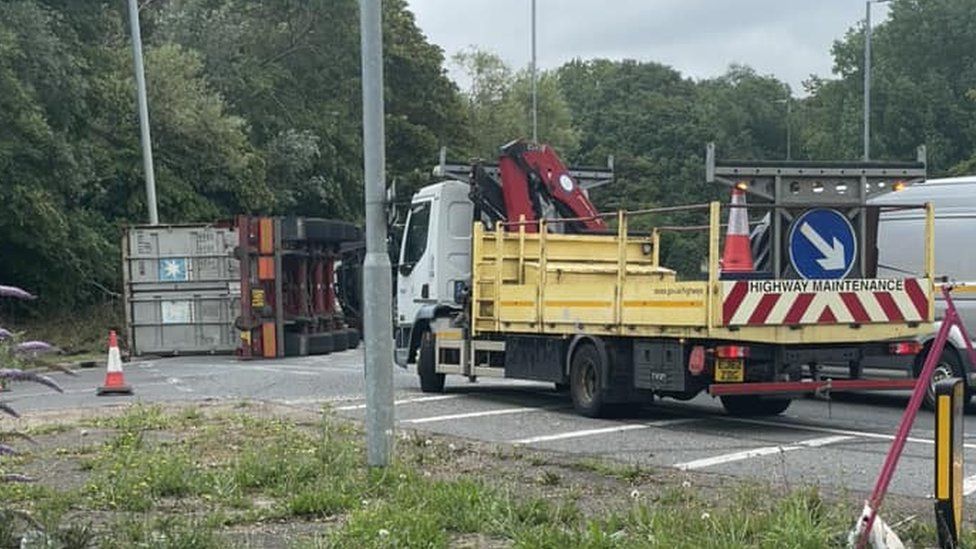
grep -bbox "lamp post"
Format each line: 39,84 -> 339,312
531,0 -> 538,142
126,0 -> 158,225
864,0 -> 891,161
359,0 -> 394,467
776,96 -> 792,160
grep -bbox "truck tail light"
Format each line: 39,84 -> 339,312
889,341 -> 923,355
715,345 -> 750,359
688,346 -> 705,375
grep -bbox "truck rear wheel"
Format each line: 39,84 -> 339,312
417,330 -> 445,393
570,343 -> 607,418
919,346 -> 971,409
720,395 -> 792,416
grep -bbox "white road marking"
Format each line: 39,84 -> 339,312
963,475 -> 976,496
715,415 -> 976,450
279,394 -> 364,406
166,377 -> 194,393
511,418 -> 697,445
249,365 -> 321,377
335,394 -> 461,411
674,435 -> 853,471
402,406 -> 544,424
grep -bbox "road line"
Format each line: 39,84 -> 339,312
248,365 -> 322,376
335,394 -> 460,411
8,381 -> 173,400
675,435 -> 853,471
511,418 -> 696,445
714,415 -> 976,450
402,406 -> 544,424
964,475 -> 976,496
166,377 -> 194,393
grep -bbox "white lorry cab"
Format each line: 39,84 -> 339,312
394,180 -> 473,368
870,175 -> 976,393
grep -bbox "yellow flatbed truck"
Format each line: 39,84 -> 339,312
395,144 -> 937,417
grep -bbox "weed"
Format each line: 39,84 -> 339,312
287,479 -> 357,518
535,470 -> 561,486
103,404 -> 173,432
102,516 -> 219,549
52,522 -> 97,549
179,406 -> 204,423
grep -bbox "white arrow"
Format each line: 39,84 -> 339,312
799,222 -> 846,271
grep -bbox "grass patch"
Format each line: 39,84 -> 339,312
0,404 -> 963,547
5,300 -> 122,356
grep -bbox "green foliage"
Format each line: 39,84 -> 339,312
0,0 -> 464,310
5,0 -> 976,307
453,48 -> 579,160
807,0 -> 976,174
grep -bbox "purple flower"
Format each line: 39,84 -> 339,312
0,369 -> 62,394
0,286 -> 35,300
14,341 -> 58,355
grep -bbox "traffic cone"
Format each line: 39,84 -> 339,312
97,331 -> 132,396
721,187 -> 755,273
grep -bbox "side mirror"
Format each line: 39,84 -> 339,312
386,179 -> 398,226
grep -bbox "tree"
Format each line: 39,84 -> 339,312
0,0 -> 469,309
804,0 -> 976,174
453,48 -> 578,159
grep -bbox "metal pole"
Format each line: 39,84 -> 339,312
359,0 -> 394,467
126,0 -> 158,225
786,97 -> 792,161
863,0 -> 872,161
531,0 -> 538,142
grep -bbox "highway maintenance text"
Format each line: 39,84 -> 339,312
747,279 -> 905,293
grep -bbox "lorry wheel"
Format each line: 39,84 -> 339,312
919,347 -> 970,409
720,395 -> 792,416
570,343 -> 607,418
417,330 -> 445,393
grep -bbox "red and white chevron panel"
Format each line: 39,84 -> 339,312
722,279 -> 930,326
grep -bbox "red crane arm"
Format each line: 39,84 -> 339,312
498,140 -> 607,233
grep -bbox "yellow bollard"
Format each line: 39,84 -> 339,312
934,378 -> 964,548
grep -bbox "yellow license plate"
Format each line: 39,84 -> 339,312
714,358 -> 744,382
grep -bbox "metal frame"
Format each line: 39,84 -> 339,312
434,146 -> 614,190
706,143 -> 927,279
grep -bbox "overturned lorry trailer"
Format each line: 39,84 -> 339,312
236,216 -> 363,359
123,217 -> 363,358
399,143 -> 935,417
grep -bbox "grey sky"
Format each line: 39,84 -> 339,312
406,1 -> 890,96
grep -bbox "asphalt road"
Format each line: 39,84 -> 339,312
11,348 -> 975,502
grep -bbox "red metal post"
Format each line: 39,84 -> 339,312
325,255 -> 336,316
709,379 -> 918,396
237,215 -> 253,359
313,255 -> 326,315
297,257 -> 309,318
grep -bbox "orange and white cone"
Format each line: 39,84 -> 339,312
97,331 -> 132,396
720,187 -> 755,273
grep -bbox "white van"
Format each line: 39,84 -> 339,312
870,176 -> 976,400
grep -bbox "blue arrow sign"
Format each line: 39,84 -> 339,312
788,208 -> 856,280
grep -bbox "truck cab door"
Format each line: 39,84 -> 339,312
395,199 -> 434,364
394,181 -> 474,367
